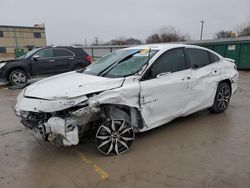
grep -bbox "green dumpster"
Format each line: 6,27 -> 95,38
14,49 -> 25,58
239,44 -> 250,69
191,36 -> 250,69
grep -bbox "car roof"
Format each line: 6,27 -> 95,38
120,43 -> 222,58
123,43 -> 210,51
37,46 -> 83,50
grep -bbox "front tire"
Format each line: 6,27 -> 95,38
209,82 -> 231,113
8,69 -> 28,86
95,119 -> 135,156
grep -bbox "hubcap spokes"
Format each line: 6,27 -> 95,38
217,86 -> 230,110
12,72 -> 26,84
96,120 -> 134,155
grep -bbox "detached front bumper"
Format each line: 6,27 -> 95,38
14,87 -> 102,146
43,117 -> 79,146
14,108 -> 80,146
14,103 -> 101,146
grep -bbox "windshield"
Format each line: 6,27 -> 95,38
23,48 -> 41,58
83,49 -> 158,78
17,55 -> 24,59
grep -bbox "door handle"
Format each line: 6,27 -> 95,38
156,72 -> 170,78
69,57 -> 74,60
49,59 -> 55,62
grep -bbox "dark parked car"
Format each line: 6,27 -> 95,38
0,46 -> 92,85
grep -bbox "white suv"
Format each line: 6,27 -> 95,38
14,44 -> 239,156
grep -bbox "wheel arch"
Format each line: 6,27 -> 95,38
209,78 -> 232,113
218,79 -> 232,93
99,104 -> 145,130
7,67 -> 31,80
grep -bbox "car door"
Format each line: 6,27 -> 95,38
52,48 -> 75,73
185,48 -> 219,113
139,48 -> 192,130
31,48 -> 55,75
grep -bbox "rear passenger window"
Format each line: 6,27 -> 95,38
187,48 -> 210,68
209,52 -> 220,63
147,48 -> 186,78
54,49 -> 74,57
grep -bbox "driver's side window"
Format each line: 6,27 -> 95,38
35,49 -> 53,59
144,48 -> 186,79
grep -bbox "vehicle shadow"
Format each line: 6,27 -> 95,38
0,82 -> 29,90
135,110 -> 208,139
0,78 -> 41,90
74,109 -> 216,157
0,83 -> 10,89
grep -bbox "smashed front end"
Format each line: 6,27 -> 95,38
14,89 -> 102,146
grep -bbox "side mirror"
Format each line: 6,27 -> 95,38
32,55 -> 40,61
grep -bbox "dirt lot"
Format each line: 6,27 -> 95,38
0,71 -> 250,188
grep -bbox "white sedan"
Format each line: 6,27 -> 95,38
14,44 -> 239,155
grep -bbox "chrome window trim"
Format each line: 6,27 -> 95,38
53,48 -> 76,58
33,48 -> 76,60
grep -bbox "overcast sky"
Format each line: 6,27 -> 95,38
1,0 -> 250,45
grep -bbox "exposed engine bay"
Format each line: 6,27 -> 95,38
15,98 -> 141,148
16,104 -> 97,145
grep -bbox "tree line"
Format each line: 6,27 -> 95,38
216,20 -> 250,39
73,19 -> 250,46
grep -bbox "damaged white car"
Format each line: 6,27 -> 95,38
14,44 -> 239,155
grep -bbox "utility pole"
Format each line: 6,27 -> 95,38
200,20 -> 205,40
95,37 -> 98,46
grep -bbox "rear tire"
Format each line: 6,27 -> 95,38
8,69 -> 28,86
209,82 -> 231,113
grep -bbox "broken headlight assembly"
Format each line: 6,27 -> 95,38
20,110 -> 30,119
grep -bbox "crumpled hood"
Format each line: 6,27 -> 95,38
24,72 -> 125,100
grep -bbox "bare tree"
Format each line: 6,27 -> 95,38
216,30 -> 236,39
146,33 -> 161,43
146,26 -> 187,43
105,37 -> 142,45
110,36 -> 127,45
90,37 -> 106,46
125,38 -> 142,45
237,19 -> 250,37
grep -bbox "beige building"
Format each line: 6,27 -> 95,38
0,24 -> 47,60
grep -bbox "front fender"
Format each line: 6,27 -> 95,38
88,77 -> 141,109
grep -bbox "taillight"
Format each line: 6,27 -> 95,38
85,55 -> 93,63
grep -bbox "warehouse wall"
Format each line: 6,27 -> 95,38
0,25 -> 47,61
